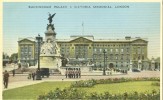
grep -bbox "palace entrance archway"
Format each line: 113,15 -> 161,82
109,63 -> 114,69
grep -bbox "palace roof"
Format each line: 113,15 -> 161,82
56,35 -> 148,42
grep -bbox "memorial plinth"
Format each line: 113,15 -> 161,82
40,20 -> 61,69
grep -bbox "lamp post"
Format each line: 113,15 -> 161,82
36,34 -> 42,80
105,56 -> 108,71
103,49 -> 106,75
25,54 -> 27,67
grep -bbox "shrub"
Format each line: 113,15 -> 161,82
38,88 -> 160,100
38,77 -> 160,99
70,79 -> 96,88
38,87 -> 86,100
151,82 -> 160,86
70,77 -> 160,88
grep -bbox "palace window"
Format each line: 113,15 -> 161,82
100,49 -> 102,52
133,54 -> 135,60
138,55 -> 140,60
138,47 -> 141,54
110,49 -> 113,53
28,46 -> 32,52
127,48 -> 129,52
121,49 -> 124,52
24,46 -> 27,52
115,56 -> 118,60
121,54 -> 123,60
94,49 -> 96,52
21,46 -> 24,52
21,54 -> 23,59
142,55 -> 144,60
110,54 -> 113,60
116,49 -> 118,52
28,55 -> 31,59
126,55 -> 129,60
142,47 -> 144,54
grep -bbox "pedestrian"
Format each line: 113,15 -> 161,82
32,72 -> 35,80
28,73 -> 32,79
70,68 -> 73,78
29,72 -> 32,79
3,70 -> 9,88
79,68 -> 81,78
69,69 -> 72,78
67,69 -> 69,78
12,69 -> 15,77
65,68 -> 68,78
72,69 -> 74,78
76,68 -> 78,78
73,69 -> 75,78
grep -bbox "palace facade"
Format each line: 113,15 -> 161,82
18,35 -> 151,70
57,35 -> 148,70
18,37 -> 38,66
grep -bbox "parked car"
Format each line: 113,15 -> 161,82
40,68 -> 50,78
132,69 -> 141,72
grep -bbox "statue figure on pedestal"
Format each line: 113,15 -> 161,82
47,13 -> 56,30
48,13 -> 56,24
39,13 -> 61,70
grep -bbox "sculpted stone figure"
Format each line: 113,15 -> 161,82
40,39 -> 59,55
48,13 -> 56,24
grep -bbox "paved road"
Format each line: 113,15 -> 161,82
3,71 -> 160,91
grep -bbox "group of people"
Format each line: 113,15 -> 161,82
65,68 -> 81,78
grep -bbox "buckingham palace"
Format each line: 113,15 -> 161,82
57,35 -> 149,70
18,35 -> 151,71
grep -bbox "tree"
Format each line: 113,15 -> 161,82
10,53 -> 18,63
3,52 -> 9,59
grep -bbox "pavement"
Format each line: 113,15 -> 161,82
3,71 -> 160,91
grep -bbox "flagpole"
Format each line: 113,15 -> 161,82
82,22 -> 84,36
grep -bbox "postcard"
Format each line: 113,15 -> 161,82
1,1 -> 162,100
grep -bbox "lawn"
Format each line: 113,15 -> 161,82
3,81 -> 159,100
78,81 -> 160,94
3,81 -> 72,100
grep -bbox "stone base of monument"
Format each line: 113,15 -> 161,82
49,68 -> 61,75
40,55 -> 61,69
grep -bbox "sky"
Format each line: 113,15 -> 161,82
3,2 -> 160,59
